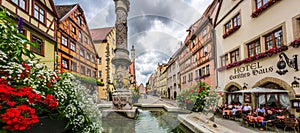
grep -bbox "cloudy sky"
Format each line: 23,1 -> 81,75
54,0 -> 213,84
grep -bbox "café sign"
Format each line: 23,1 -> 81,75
229,62 -> 273,80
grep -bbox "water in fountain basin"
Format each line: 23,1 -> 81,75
101,108 -> 193,133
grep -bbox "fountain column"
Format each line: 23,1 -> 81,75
111,0 -> 132,109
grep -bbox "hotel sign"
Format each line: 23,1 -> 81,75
229,62 -> 273,80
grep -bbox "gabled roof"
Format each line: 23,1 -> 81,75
56,4 -> 76,18
55,4 -> 98,58
55,4 -> 87,24
47,0 -> 59,17
90,27 -> 114,42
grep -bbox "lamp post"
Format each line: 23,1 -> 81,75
292,76 -> 300,88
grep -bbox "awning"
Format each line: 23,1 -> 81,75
234,87 -> 289,93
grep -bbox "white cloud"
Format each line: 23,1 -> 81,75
54,0 -> 214,85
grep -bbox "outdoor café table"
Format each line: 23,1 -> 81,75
223,110 -> 232,115
277,116 -> 285,120
247,115 -> 264,122
255,116 -> 264,122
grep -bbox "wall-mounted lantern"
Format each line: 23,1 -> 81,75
276,53 -> 298,75
243,83 -> 248,90
292,77 -> 300,88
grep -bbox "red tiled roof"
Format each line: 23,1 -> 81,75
55,4 -> 77,18
129,62 -> 135,79
90,27 -> 114,42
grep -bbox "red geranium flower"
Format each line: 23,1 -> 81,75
6,101 -> 16,107
0,105 -> 39,131
44,94 -> 58,110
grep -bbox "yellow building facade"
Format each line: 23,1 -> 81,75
0,0 -> 58,69
91,27 -> 116,99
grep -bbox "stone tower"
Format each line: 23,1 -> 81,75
131,45 -> 135,62
111,0 -> 132,109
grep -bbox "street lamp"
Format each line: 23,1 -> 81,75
291,77 -> 300,88
243,83 -> 248,90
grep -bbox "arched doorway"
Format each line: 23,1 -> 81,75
225,85 -> 242,104
168,88 -> 170,99
174,91 -> 177,100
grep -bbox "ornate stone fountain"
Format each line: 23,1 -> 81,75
111,0 -> 134,111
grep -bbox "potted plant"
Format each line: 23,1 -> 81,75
0,8 -> 102,132
176,82 -> 210,111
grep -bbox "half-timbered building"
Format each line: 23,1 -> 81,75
56,4 -> 98,78
0,0 -> 58,69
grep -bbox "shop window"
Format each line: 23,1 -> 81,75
265,28 -> 283,50
247,39 -> 261,57
31,35 -> 44,56
226,86 -> 242,104
230,49 -> 240,63
71,61 -> 77,72
61,35 -> 68,47
34,4 -> 45,23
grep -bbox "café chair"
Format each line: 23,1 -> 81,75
283,118 -> 299,133
266,120 -> 279,133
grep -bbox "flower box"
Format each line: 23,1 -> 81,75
223,25 -> 240,38
217,45 -> 287,71
251,0 -> 281,18
290,37 -> 300,48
